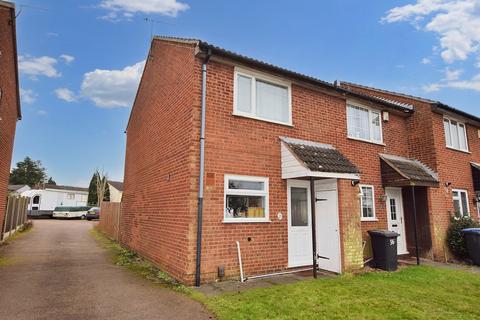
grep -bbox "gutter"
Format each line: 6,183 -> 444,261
7,3 -> 21,120
195,47 -> 212,287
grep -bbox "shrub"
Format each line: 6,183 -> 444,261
446,215 -> 480,260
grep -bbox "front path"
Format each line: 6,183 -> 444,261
0,219 -> 213,320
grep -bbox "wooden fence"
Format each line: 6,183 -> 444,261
1,196 -> 29,241
98,201 -> 121,241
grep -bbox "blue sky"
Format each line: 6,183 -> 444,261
12,0 -> 480,186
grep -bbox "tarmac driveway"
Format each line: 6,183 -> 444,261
0,219 -> 213,320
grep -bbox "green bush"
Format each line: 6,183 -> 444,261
446,215 -> 479,260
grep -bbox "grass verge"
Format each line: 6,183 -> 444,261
90,227 -> 203,299
205,266 -> 480,320
0,221 -> 33,266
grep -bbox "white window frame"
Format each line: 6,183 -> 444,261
67,193 -> 75,200
360,185 -> 377,221
233,67 -> 292,126
346,102 -> 383,144
444,117 -> 469,152
452,189 -> 470,217
223,174 -> 270,223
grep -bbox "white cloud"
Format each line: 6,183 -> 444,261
55,88 -> 77,102
20,88 -> 37,104
444,67 -> 463,80
37,110 -> 47,116
18,55 -> 61,79
423,83 -> 442,92
60,54 -> 75,64
99,0 -> 189,21
424,73 -> 480,92
80,60 -> 145,108
383,0 -> 480,64
421,57 -> 432,64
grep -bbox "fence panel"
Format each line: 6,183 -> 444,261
1,196 -> 30,241
98,202 -> 121,241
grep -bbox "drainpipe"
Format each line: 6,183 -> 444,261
195,48 -> 212,287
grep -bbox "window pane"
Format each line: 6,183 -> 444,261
444,119 -> 452,147
225,195 -> 265,218
291,187 -> 308,227
228,179 -> 264,191
458,124 -> 467,150
450,121 -> 460,149
347,105 -> 370,140
390,198 -> 397,221
461,192 -> 469,216
33,196 -> 40,204
453,199 -> 461,216
237,75 -> 252,113
256,80 -> 289,123
361,187 -> 374,218
371,111 -> 382,142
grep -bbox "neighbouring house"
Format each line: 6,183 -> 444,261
22,184 -> 89,217
107,180 -> 123,203
0,1 -> 21,233
120,36 -> 479,285
8,184 -> 30,195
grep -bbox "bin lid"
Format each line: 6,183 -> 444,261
368,230 -> 400,237
461,228 -> 480,234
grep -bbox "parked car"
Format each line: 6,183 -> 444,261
86,207 -> 100,221
52,206 -> 91,219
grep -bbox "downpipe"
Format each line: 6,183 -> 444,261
195,49 -> 211,287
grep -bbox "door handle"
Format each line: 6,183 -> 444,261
317,254 -> 330,260
392,224 -> 398,227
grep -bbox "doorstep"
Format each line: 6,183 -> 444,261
195,270 -> 333,297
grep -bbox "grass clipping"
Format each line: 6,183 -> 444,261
90,227 -> 191,294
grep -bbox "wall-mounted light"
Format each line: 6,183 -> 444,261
445,182 -> 452,187
382,111 -> 390,122
351,179 -> 360,187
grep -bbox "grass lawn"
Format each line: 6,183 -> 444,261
204,266 -> 480,320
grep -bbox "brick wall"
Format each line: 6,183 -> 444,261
121,39 -> 200,283
342,83 -> 480,260
198,60 -> 412,282
0,4 -> 19,234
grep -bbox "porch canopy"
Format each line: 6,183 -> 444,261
380,153 -> 439,188
280,136 -> 360,180
471,162 -> 480,192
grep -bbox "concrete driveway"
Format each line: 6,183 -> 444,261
0,220 -> 213,320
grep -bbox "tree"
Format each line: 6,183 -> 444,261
9,156 -> 49,187
47,177 -> 56,185
87,170 -> 110,206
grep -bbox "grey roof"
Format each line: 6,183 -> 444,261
152,36 -> 414,114
44,184 -> 88,192
340,81 -> 480,125
8,184 -> 28,191
108,180 -> 124,192
380,154 -> 438,184
281,137 -> 360,174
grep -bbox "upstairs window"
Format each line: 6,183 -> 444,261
224,175 -> 269,223
234,68 -> 292,126
444,118 -> 468,152
452,189 -> 470,217
347,104 -> 382,143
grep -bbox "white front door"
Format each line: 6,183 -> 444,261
386,188 -> 408,255
315,179 -> 341,273
287,180 -> 312,267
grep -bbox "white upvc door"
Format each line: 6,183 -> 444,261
315,179 -> 341,273
287,180 -> 312,267
386,187 -> 408,255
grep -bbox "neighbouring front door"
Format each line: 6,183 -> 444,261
386,188 -> 408,255
315,179 -> 341,273
288,180 -> 312,267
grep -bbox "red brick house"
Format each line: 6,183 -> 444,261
0,1 -> 21,235
121,36 -> 479,285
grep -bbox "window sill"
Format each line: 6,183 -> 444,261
223,218 -> 271,224
232,112 -> 293,128
446,146 -> 470,154
361,218 -> 379,222
348,137 -> 385,147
